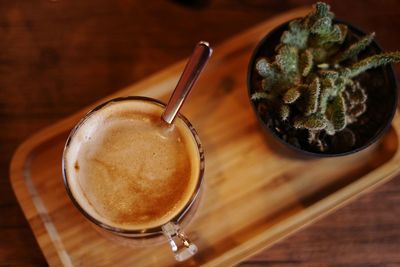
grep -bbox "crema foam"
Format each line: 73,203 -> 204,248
64,99 -> 200,230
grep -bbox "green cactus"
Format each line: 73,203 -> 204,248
252,2 -> 400,152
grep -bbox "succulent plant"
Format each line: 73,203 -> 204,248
252,2 -> 400,151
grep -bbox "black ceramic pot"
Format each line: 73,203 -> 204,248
247,20 -> 398,157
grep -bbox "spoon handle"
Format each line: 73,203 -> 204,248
162,41 -> 212,124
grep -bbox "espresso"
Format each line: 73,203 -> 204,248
64,99 -> 200,230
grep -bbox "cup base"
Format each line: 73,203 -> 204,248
90,188 -> 204,248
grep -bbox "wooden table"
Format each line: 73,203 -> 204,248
1,0 -> 400,266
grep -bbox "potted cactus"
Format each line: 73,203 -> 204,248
248,2 -> 400,155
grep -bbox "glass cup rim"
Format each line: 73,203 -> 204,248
62,96 -> 205,236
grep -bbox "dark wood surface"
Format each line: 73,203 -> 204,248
1,0 -> 399,266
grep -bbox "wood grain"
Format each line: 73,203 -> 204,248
2,0 -> 400,266
9,6 -> 400,267
11,8 -> 400,266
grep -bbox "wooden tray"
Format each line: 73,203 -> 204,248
10,7 -> 400,267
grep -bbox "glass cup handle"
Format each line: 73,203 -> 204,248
161,222 -> 198,261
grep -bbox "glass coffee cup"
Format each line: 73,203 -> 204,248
62,96 -> 205,261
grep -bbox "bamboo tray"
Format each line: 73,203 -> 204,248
10,7 -> 400,267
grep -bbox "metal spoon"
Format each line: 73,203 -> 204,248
161,41 -> 213,124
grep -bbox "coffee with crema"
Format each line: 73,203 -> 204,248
64,99 -> 200,230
